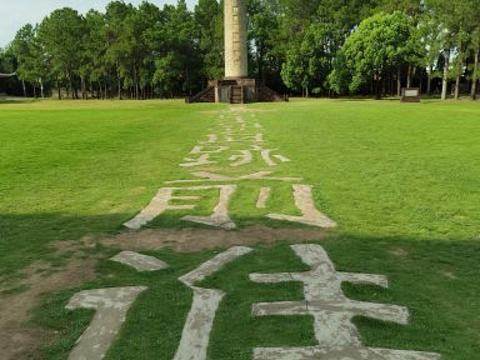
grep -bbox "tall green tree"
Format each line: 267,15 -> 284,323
428,0 -> 477,100
340,12 -> 423,99
37,8 -> 85,99
104,1 -> 135,99
80,10 -> 107,99
281,24 -> 332,96
153,0 -> 199,97
195,0 -> 224,82
470,29 -> 480,100
11,24 -> 48,98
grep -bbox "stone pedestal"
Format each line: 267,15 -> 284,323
207,79 -> 284,104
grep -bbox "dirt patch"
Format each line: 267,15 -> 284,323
101,225 -> 332,252
0,258 -> 97,360
1,225 -> 332,359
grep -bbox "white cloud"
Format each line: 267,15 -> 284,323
1,0 -> 197,48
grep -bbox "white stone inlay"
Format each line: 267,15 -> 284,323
251,244 -> 441,360
165,171 -> 302,184
190,145 -> 229,154
180,154 -> 215,168
200,134 -> 218,143
267,185 -> 337,228
124,187 -> 197,229
110,251 -> 169,272
66,286 -> 147,360
183,184 -> 237,230
124,185 -> 236,230
174,246 -> 253,360
230,150 -> 253,167
256,187 -> 271,209
273,154 -> 291,163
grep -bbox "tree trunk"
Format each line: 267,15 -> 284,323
22,80 -> 27,98
68,73 -> 74,99
455,42 -> 464,100
397,68 -> 402,97
471,50 -> 479,100
133,66 -> 139,100
455,74 -> 461,100
56,79 -> 62,100
373,73 -> 382,100
40,78 -> 44,100
441,49 -> 450,100
33,84 -> 37,98
407,65 -> 412,88
427,65 -> 432,96
118,79 -> 122,99
81,77 -> 85,100
418,68 -> 423,94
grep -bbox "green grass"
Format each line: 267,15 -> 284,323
253,98 -> 480,241
0,100 -> 226,280
1,98 -> 480,358
33,238 -> 480,360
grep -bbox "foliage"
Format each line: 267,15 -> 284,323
4,0 -> 480,99
339,12 -> 423,98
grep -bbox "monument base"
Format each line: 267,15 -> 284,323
187,79 -> 285,104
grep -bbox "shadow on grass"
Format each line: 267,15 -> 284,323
26,229 -> 480,360
0,213 -> 131,281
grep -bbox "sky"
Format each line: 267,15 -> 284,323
0,0 -> 197,48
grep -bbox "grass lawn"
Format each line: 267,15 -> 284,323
1,98 -> 479,359
0,100 -> 226,280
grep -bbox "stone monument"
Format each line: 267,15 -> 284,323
188,0 -> 283,104
224,0 -> 248,80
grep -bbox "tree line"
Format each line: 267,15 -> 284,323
1,0 -> 479,100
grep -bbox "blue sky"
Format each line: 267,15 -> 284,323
1,0 -> 197,48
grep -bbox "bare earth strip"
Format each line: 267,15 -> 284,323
0,259 -> 97,360
0,226 -> 331,360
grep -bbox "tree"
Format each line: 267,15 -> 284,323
340,12 -> 423,99
156,0 -> 200,96
470,29 -> 480,100
104,1 -> 136,99
428,0 -> 478,100
281,24 -> 332,96
11,24 -> 50,98
195,0 -> 224,82
37,8 -> 85,99
79,10 -> 107,99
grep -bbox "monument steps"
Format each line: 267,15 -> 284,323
186,86 -> 216,103
230,86 -> 243,104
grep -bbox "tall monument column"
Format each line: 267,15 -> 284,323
224,0 -> 248,79
188,0 -> 282,104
